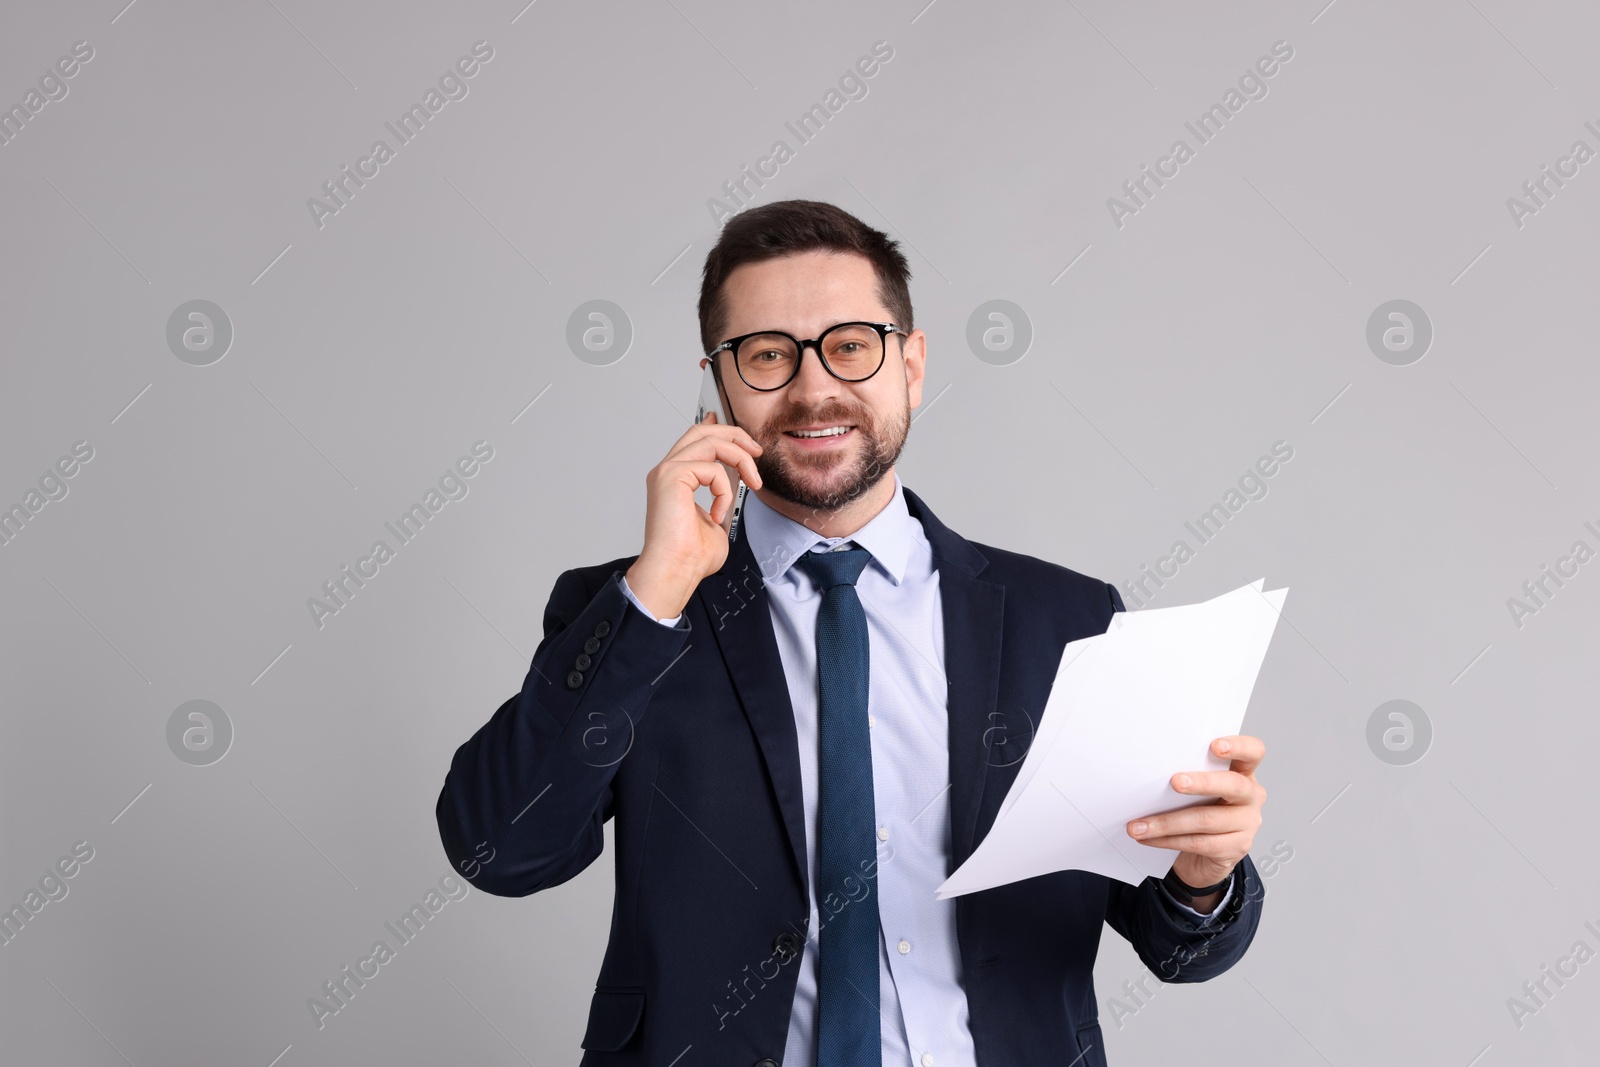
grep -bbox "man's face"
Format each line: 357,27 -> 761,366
712,250 -> 926,512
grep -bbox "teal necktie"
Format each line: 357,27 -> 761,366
793,545 -> 881,1067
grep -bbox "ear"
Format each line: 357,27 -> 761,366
903,329 -> 928,411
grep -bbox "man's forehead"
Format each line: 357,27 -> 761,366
722,252 -> 887,335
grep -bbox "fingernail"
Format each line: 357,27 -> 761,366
1217,740 -> 1231,754
1175,774 -> 1191,788
1131,821 -> 1147,836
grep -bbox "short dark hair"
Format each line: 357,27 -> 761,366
697,199 -> 914,356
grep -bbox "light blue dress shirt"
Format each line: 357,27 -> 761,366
620,472 -> 1232,1066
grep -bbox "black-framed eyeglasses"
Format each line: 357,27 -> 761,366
707,321 -> 906,392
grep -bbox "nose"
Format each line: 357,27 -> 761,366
786,339 -> 841,400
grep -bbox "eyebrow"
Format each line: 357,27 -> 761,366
736,318 -> 888,336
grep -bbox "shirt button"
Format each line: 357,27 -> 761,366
877,827 -> 889,842
868,714 -> 876,728
922,1055 -> 934,1067
897,939 -> 911,954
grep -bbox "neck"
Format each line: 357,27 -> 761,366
755,469 -> 898,541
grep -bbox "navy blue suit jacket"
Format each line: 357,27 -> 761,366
436,484 -> 1263,1066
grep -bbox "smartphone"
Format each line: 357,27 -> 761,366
696,361 -> 747,541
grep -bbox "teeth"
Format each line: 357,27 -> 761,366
789,426 -> 850,438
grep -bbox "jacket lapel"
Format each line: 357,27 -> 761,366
901,486 -> 1006,870
694,483 -> 1007,899
696,524 -> 812,900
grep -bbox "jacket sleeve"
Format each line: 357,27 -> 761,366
435,568 -> 691,897
1102,856 -> 1264,982
1098,580 -> 1264,981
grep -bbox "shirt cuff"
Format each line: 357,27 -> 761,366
1156,871 -> 1236,926
619,573 -> 685,628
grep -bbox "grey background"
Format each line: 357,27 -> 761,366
1,0 -> 1595,1064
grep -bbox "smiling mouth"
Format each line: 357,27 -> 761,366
784,425 -> 855,439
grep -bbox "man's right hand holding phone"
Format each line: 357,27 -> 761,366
623,413 -> 764,621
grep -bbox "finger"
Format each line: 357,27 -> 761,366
706,462 -> 733,525
670,425 -> 762,469
1213,734 -> 1266,776
1134,829 -> 1252,859
682,414 -> 764,461
1171,769 -> 1258,804
674,459 -> 732,525
680,436 -> 764,490
1129,801 -> 1257,841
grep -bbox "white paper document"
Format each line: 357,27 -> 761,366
934,579 -> 1287,898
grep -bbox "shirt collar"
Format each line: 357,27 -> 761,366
741,470 -> 914,587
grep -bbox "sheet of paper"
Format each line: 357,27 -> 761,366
935,579 -> 1287,898
993,579 -> 1266,828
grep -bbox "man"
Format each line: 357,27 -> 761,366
436,200 -> 1268,1066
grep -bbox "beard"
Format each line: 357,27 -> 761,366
749,393 -> 910,511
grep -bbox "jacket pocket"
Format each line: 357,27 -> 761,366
1074,1020 -> 1107,1067
580,988 -> 646,1051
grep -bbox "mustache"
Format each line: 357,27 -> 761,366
764,404 -> 870,432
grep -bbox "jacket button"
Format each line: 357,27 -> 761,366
594,620 -> 611,637
754,1060 -> 779,1067
584,636 -> 601,654
575,653 -> 592,671
772,932 -> 800,960
566,670 -> 584,689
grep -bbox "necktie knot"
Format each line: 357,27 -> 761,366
793,545 -> 872,591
